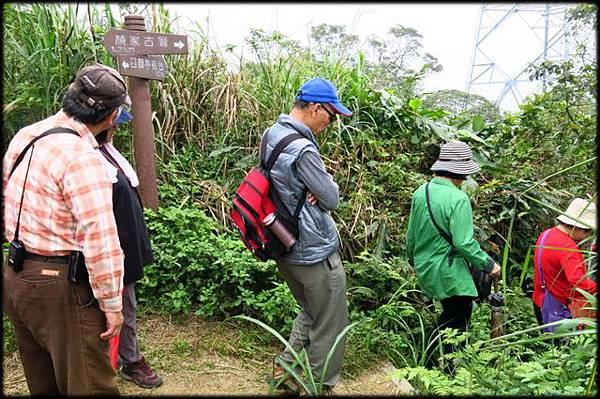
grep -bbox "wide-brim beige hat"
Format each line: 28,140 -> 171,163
557,198 -> 596,229
430,140 -> 480,175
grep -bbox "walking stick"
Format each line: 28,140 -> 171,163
490,277 -> 505,338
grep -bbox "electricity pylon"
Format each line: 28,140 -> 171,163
466,3 -> 573,110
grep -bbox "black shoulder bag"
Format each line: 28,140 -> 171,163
7,128 -> 80,273
424,182 -> 492,302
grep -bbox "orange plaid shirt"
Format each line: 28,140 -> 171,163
3,110 -> 124,312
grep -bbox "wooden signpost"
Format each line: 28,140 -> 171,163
102,15 -> 188,210
116,54 -> 167,81
103,29 -> 188,55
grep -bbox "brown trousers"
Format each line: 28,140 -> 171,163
3,259 -> 119,396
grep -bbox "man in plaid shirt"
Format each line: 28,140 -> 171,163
3,64 -> 130,395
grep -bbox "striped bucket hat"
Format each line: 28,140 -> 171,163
430,141 -> 481,175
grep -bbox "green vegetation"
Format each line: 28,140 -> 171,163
2,3 -> 596,396
235,315 -> 364,396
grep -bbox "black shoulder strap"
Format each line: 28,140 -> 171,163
266,133 -> 305,170
259,129 -> 308,221
260,130 -> 305,171
9,127 -> 79,178
259,128 -> 269,168
425,182 -> 453,246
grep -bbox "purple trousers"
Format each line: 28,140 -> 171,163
119,283 -> 142,365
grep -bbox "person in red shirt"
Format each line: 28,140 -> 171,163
532,198 -> 596,326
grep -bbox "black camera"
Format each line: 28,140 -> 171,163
68,251 -> 89,283
8,240 -> 26,272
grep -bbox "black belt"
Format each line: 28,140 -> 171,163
24,252 -> 70,264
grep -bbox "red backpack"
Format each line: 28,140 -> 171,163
230,131 -> 307,261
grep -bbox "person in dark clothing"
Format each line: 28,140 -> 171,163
95,109 -> 162,388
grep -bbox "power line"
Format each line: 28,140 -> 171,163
466,3 -> 573,110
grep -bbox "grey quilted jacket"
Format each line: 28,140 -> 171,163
262,114 -> 340,265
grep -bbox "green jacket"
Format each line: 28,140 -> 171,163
406,178 -> 494,300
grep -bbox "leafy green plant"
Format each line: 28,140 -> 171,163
2,316 -> 17,354
233,314 -> 365,396
138,204 -> 297,332
389,324 -> 596,396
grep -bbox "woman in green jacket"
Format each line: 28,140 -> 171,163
406,141 -> 500,369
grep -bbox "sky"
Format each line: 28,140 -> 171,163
143,3 -> 577,111
165,4 -> 480,91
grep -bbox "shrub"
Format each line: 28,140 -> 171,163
138,204 -> 298,332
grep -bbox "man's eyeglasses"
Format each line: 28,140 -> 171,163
319,103 -> 336,121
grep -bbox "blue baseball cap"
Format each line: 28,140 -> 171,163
115,108 -> 133,124
295,78 -> 352,116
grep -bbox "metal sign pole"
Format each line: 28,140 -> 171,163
124,15 -> 159,210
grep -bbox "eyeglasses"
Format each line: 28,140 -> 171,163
319,103 -> 336,121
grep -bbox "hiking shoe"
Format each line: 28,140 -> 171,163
321,385 -> 335,396
266,357 -> 301,394
121,356 -> 163,388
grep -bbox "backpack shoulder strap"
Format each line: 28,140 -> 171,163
425,182 -> 453,245
536,229 -> 552,289
259,128 -> 269,168
263,132 -> 305,171
9,127 -> 79,178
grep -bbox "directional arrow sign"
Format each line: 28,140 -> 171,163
117,54 -> 167,81
103,29 -> 188,55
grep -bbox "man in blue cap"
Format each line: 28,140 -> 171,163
263,77 -> 352,394
95,109 -> 163,388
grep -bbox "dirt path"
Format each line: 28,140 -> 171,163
3,315 -> 412,396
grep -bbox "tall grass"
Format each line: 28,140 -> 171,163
497,157 -> 597,288
2,4 -> 116,140
234,314 -> 364,396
